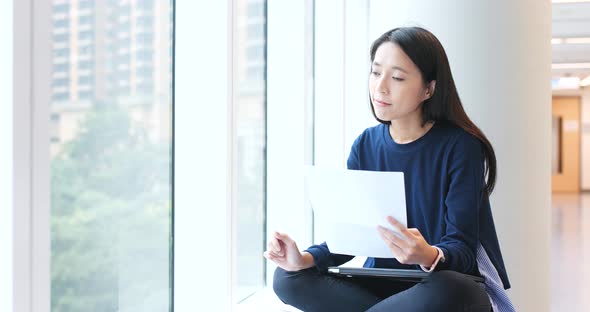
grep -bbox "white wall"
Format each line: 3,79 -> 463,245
1,1 -> 13,310
553,87 -> 590,191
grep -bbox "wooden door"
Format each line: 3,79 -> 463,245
552,96 -> 581,193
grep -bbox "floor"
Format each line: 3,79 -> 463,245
551,193 -> 590,312
239,193 -> 590,311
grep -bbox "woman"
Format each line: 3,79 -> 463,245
264,27 -> 515,312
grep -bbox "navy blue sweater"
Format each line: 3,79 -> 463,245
305,121 -> 511,290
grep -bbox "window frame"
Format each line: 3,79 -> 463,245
13,0 -> 52,311
1,0 -> 13,311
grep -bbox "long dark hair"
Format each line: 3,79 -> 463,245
369,27 -> 497,196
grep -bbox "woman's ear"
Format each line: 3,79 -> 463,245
423,80 -> 436,101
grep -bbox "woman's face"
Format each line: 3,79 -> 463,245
369,42 -> 432,122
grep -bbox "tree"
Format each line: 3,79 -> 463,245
51,103 -> 171,312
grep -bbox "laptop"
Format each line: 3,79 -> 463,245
328,267 -> 485,283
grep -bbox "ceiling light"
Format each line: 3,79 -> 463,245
552,63 -> 590,69
552,77 -> 581,89
552,37 -> 590,44
581,75 -> 590,87
552,0 -> 590,3
552,38 -> 564,44
565,38 -> 590,44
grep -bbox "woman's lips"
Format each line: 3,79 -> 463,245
373,99 -> 391,107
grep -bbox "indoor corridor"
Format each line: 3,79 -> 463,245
551,193 -> 590,312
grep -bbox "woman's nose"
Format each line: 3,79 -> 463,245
375,77 -> 388,94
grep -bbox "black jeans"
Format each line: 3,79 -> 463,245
273,267 -> 492,312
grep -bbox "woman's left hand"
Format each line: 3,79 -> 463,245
377,216 -> 438,267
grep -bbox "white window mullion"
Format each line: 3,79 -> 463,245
266,0 -> 314,287
344,0 -> 374,154
31,0 -> 52,310
174,0 -> 233,310
13,0 -> 34,310
314,0 -> 346,168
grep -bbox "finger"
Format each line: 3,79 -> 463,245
275,231 -> 294,245
267,240 -> 274,251
378,225 -> 409,249
267,238 -> 276,252
386,216 -> 410,238
270,235 -> 284,251
264,250 -> 281,260
269,238 -> 283,254
268,250 -> 284,259
407,228 -> 423,238
377,228 -> 404,257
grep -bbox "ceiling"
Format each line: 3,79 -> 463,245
552,2 -> 590,81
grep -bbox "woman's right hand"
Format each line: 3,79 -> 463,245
263,231 -> 314,272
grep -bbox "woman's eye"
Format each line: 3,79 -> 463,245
392,77 -> 404,81
371,71 -> 381,76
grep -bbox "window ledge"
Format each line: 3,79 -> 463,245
235,287 -> 302,312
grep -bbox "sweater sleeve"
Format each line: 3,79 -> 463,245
304,242 -> 355,272
433,133 -> 484,274
303,136 -> 362,272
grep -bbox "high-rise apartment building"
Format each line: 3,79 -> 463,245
50,0 -> 172,156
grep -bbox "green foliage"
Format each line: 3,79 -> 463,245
51,103 -> 171,312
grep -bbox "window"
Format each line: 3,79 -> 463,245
79,30 -> 94,41
116,53 -> 131,65
52,92 -> 69,102
53,48 -> 69,58
118,70 -> 130,81
51,78 -> 69,88
248,2 -> 265,18
248,22 -> 264,39
78,75 -> 94,85
136,0 -> 154,10
79,45 -> 94,56
53,4 -> 69,14
235,0 -> 267,303
53,33 -> 69,43
247,44 -> 265,60
79,61 -> 93,70
53,19 -> 69,29
137,65 -> 153,78
79,15 -> 94,26
137,49 -> 154,62
79,0 -> 94,10
49,1 -> 173,311
137,33 -> 154,45
119,20 -> 131,30
78,90 -> 94,99
137,82 -> 154,95
137,16 -> 154,28
53,63 -> 69,73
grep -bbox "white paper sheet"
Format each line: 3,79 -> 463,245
304,166 -> 407,258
